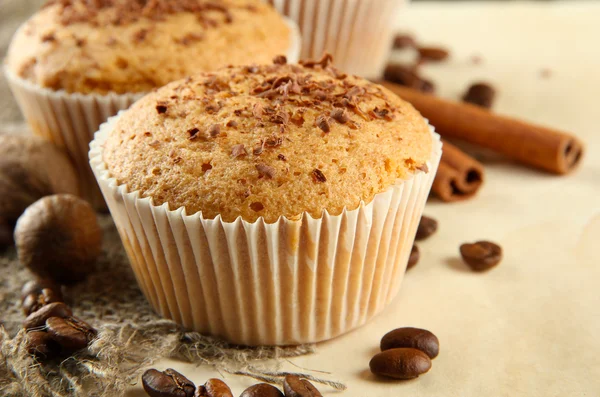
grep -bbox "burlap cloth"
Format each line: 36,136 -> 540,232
0,2 -> 345,396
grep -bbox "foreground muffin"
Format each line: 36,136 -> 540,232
5,0 -> 300,208
90,56 -> 442,345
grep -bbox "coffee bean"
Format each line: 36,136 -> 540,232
406,245 -> 419,270
46,316 -> 97,351
417,46 -> 449,62
463,82 -> 496,109
415,216 -> 438,241
26,330 -> 61,358
380,327 -> 439,359
142,368 -> 195,397
369,348 -> 432,379
384,64 -> 434,93
240,383 -> 284,397
283,375 -> 322,397
204,379 -> 233,397
195,386 -> 207,397
23,302 -> 72,329
460,241 -> 502,271
22,287 -> 63,316
21,279 -> 62,301
392,34 -> 416,49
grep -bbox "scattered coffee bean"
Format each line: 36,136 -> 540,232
369,348 -> 432,379
392,34 -> 416,49
204,379 -> 233,397
460,240 -> 502,271
240,383 -> 284,397
26,330 -> 61,358
23,302 -> 72,329
407,245 -> 419,270
383,63 -> 435,93
142,368 -> 196,397
415,215 -> 438,241
417,46 -> 449,62
380,327 -> 439,359
462,82 -> 496,109
283,375 -> 322,397
22,287 -> 63,316
21,279 -> 62,301
46,316 -> 97,351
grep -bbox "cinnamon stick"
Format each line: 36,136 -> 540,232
433,140 -> 484,202
381,82 -> 584,174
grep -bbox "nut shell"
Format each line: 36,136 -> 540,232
0,135 -> 79,223
15,194 -> 102,283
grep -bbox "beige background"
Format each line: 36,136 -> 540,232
124,2 -> 600,396
1,1 -> 598,396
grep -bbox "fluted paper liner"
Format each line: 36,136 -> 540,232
4,18 -> 301,210
267,0 -> 402,78
90,112 -> 441,345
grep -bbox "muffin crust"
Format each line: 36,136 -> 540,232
103,56 -> 433,223
5,0 -> 291,94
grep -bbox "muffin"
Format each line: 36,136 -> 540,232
4,0 -> 300,209
90,56 -> 442,345
266,0 -> 402,78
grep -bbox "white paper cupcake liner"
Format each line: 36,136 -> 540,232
4,18 -> 301,210
89,112 -> 441,346
267,0 -> 403,78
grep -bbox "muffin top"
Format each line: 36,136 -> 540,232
103,56 -> 433,223
5,0 -> 291,94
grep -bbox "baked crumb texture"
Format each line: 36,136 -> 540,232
103,56 -> 433,223
6,0 -> 290,94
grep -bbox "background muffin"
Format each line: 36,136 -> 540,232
4,0 -> 300,209
91,57 -> 441,345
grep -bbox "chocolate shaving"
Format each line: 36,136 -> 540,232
301,53 -> 334,69
273,55 -> 287,65
226,120 -> 238,128
316,115 -> 331,133
132,28 -> 150,43
176,32 -> 204,45
370,107 -> 394,121
208,124 -> 221,137
265,136 -> 283,148
245,65 -> 259,74
231,144 -> 247,158
41,32 -> 56,42
271,111 -> 289,125
256,163 -> 275,179
253,140 -> 266,155
278,154 -> 287,161
330,108 -> 349,124
312,169 -> 327,183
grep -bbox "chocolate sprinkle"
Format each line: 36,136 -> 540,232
273,55 -> 287,65
256,163 -> 275,179
231,144 -> 247,158
316,115 -> 331,133
312,169 -> 327,183
208,124 -> 221,137
277,154 -> 287,161
330,108 -> 349,124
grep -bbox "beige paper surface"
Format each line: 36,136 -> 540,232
125,1 -> 600,396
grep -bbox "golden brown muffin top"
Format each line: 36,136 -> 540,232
103,56 -> 433,223
5,0 -> 291,94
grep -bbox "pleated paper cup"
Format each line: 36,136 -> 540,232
267,0 -> 403,79
89,112 -> 441,346
4,18 -> 301,211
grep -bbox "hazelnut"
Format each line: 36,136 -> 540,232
15,194 -> 102,284
0,134 -> 79,225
